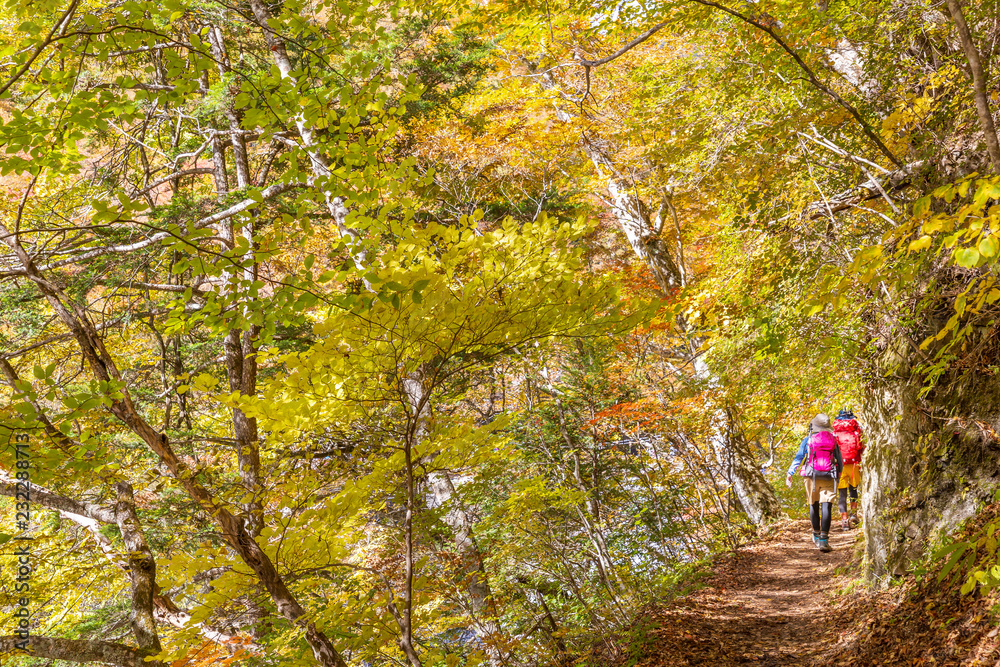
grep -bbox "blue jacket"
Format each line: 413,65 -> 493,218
787,434 -> 843,478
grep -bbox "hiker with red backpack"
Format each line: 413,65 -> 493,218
785,413 -> 843,552
833,408 -> 865,530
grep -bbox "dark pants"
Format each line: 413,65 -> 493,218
810,502 -> 832,534
838,485 -> 858,514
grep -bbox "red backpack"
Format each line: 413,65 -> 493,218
800,431 -> 838,479
833,418 -> 864,463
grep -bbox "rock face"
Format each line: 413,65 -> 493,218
860,344 -> 1000,583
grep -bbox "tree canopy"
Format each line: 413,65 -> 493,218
3,0 -> 1000,664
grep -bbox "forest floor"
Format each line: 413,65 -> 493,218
617,519 -> 1000,667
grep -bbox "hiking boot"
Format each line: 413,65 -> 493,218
841,518 -> 850,531
812,533 -> 821,546
817,538 -> 832,552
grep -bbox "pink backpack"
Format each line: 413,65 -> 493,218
799,431 -> 838,479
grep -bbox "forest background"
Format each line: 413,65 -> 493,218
1,0 -> 1000,664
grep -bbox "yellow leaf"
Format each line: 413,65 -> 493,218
909,235 -> 933,253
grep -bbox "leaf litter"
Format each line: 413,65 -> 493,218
596,520 -> 1000,667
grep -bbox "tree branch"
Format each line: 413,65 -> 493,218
945,0 -> 1000,171
0,0 -> 82,98
684,0 -> 903,168
577,22 -> 668,68
0,478 -> 115,524
39,180 -> 305,270
137,167 -> 215,195
0,636 -> 149,667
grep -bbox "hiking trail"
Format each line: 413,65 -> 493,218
625,519 -> 859,666
624,518 -> 1000,667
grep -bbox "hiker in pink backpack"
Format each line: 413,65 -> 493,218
785,413 -> 843,552
834,408 -> 865,530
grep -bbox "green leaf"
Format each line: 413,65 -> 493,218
938,542 -> 970,581
979,235 -> 999,259
955,247 -> 981,268
933,541 -> 967,560
913,196 -> 931,218
976,181 -> 1000,204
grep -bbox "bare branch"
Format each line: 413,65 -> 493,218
39,180 -> 305,270
685,0 -> 903,167
577,21 -> 668,68
137,168 -> 215,195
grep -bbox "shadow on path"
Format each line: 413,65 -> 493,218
631,519 -> 857,666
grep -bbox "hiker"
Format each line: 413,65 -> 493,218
785,414 -> 843,552
833,408 -> 865,531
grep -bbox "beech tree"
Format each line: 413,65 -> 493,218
6,0 -> 1000,664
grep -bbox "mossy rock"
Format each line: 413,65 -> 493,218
861,344 -> 1000,583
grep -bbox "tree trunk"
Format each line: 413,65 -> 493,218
113,482 -> 164,666
0,224 -> 349,667
722,411 -> 783,526
694,358 -> 782,527
945,0 -> 1000,172
204,25 -> 265,537
531,60 -> 683,293
400,435 -> 423,667
535,66 -> 781,526
588,153 -> 682,292
404,371 -> 504,661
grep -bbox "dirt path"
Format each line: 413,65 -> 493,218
629,520 -> 859,666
